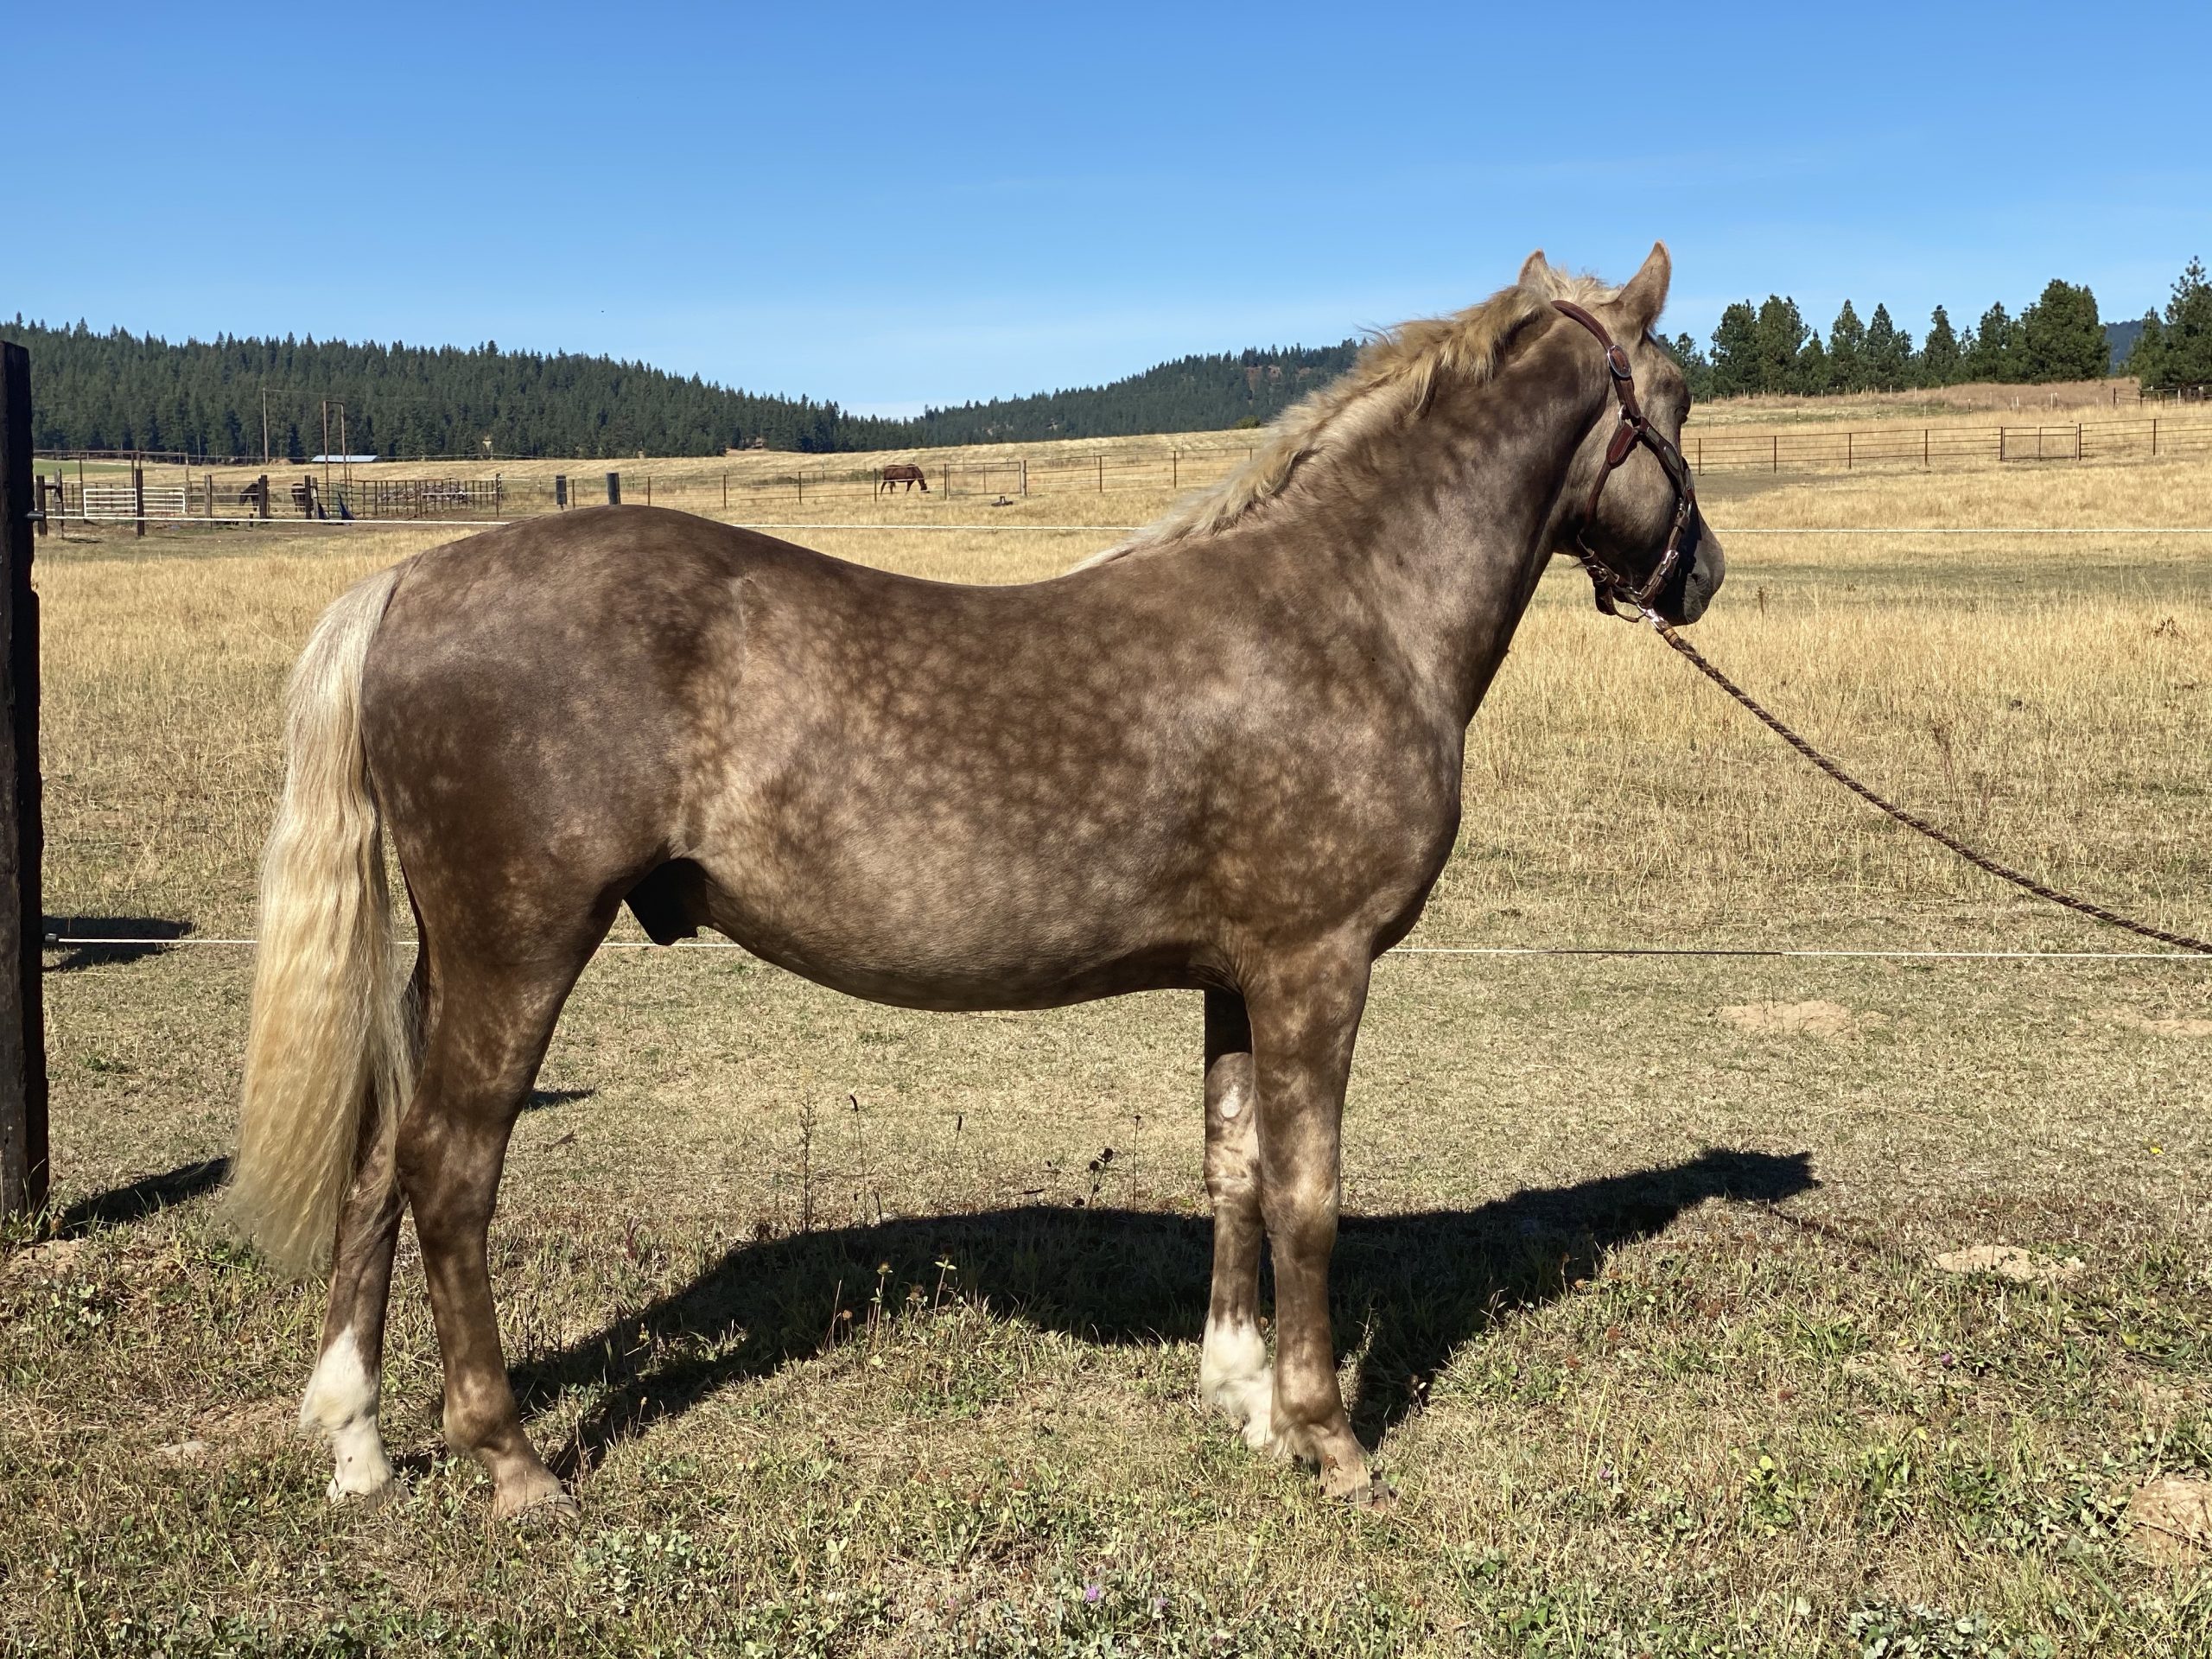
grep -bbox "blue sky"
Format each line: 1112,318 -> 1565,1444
16,3 -> 2209,414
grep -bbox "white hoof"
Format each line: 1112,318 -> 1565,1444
302,1329 -> 395,1505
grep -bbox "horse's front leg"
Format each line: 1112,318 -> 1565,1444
1249,945 -> 1382,1501
1198,989 -> 1271,1446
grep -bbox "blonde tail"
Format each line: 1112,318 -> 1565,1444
226,563 -> 416,1276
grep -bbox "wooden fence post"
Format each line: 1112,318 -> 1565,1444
0,341 -> 48,1221
132,461 -> 146,538
606,471 -> 620,506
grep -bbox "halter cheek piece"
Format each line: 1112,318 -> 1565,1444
1549,299 -> 1700,620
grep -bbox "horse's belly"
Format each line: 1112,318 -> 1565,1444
681,836 -> 1212,1011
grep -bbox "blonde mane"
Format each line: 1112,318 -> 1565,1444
1073,266 -> 1618,569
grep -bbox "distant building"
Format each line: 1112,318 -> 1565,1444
308,454 -> 380,463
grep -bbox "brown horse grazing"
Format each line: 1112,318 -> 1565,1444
876,462 -> 930,494
227,245 -> 1723,1520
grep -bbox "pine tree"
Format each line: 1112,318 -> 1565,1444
1965,303 -> 2017,382
1751,296 -> 1808,394
1796,332 -> 1832,394
2124,314 -> 2169,387
1708,302 -> 1760,397
1864,304 -> 1915,390
1827,301 -> 1867,392
1920,306 -> 1961,385
2017,280 -> 2107,382
2154,257 -> 2212,388
1663,333 -> 1715,401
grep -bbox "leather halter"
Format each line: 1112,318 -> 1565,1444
1549,298 -> 1700,619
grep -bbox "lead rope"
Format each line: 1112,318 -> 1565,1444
1627,601 -> 2212,956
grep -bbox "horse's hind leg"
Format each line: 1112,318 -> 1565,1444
399,927 -> 601,1521
1199,989 -> 1273,1446
300,960 -> 423,1501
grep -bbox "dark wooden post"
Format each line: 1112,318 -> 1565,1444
0,342 -> 48,1220
606,471 -> 620,506
132,461 -> 146,538
256,474 -> 270,520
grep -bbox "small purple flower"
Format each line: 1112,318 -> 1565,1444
1084,1582 -> 1103,1604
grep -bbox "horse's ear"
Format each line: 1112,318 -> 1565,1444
1517,250 -> 1553,290
1617,242 -> 1671,333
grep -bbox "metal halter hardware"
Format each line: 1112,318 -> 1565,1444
1549,298 -> 1700,620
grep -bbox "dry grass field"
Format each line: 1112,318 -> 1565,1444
3,437 -> 2209,1656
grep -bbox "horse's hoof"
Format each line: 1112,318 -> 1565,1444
327,1472 -> 408,1509
493,1479 -> 580,1528
1320,1462 -> 1395,1510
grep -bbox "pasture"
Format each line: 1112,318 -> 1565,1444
3,443 -> 2209,1655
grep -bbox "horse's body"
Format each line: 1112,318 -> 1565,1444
229,247 -> 1723,1518
876,462 -> 929,494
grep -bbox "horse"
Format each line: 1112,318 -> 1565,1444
226,245 -> 1723,1521
876,462 -> 930,495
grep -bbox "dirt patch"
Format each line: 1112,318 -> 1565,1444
2,1238 -> 89,1281
1715,1000 -> 1885,1038
153,1396 -> 296,1465
2126,1476 -> 2212,1565
2107,1009 -> 2212,1039
1930,1244 -> 2084,1285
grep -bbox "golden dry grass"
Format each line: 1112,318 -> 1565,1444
5,440 -> 2210,1656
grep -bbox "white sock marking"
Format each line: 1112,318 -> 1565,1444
1198,1315 -> 1276,1452
301,1328 -> 395,1501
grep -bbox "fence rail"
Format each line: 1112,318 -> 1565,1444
31,410 -> 2212,530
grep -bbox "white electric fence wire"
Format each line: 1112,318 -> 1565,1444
43,935 -> 2210,963
48,517 -> 2212,535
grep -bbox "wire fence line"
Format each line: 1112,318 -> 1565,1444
41,517 -> 2212,537
42,935 -> 2211,963
30,406 -> 2212,529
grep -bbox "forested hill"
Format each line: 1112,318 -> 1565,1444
5,320 -> 890,459
893,344 -> 1362,445
7,317 -> 1363,459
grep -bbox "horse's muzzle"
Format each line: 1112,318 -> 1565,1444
1661,519 -> 1724,626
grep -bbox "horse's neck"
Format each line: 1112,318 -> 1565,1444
1344,343 -> 1604,728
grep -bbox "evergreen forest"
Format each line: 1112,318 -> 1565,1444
9,258 -> 2204,461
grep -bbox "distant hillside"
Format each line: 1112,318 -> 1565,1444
897,344 -> 1362,445
7,317 -> 1363,460
5,319 -> 895,460
2106,316 -> 2145,371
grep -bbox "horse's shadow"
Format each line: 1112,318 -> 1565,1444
517,1147 -> 1814,1472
